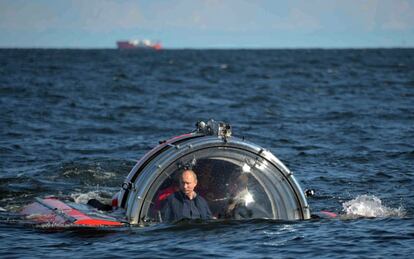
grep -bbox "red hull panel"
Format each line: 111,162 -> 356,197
20,198 -> 123,227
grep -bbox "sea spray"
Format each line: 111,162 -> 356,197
70,190 -> 112,204
342,195 -> 405,218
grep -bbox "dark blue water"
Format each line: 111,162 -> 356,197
1,49 -> 413,258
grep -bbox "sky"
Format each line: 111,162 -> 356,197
0,0 -> 413,48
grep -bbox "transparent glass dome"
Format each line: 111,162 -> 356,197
118,127 -> 310,224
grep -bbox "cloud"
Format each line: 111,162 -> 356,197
1,0 -> 413,35
0,0 -> 143,32
271,7 -> 321,31
71,0 -> 143,32
381,0 -> 414,30
339,0 -> 380,31
329,0 -> 414,32
137,0 -> 267,31
0,1 -> 58,30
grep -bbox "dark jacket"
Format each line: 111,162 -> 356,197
163,191 -> 212,222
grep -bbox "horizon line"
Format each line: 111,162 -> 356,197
0,46 -> 413,50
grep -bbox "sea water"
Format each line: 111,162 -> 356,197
0,49 -> 413,258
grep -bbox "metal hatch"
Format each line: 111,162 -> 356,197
118,120 -> 310,224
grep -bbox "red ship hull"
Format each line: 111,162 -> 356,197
117,41 -> 162,50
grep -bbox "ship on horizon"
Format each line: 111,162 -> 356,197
116,39 -> 162,50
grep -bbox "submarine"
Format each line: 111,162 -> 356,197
20,120 -> 315,227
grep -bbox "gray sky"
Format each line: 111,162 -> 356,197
0,0 -> 413,48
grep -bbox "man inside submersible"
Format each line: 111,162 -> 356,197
163,169 -> 213,221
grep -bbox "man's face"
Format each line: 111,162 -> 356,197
180,170 -> 197,196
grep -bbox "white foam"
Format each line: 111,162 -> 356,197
70,190 -> 111,204
342,195 -> 405,218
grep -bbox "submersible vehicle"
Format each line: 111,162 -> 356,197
20,120 -> 313,227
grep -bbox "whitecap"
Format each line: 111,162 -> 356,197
342,195 -> 405,218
